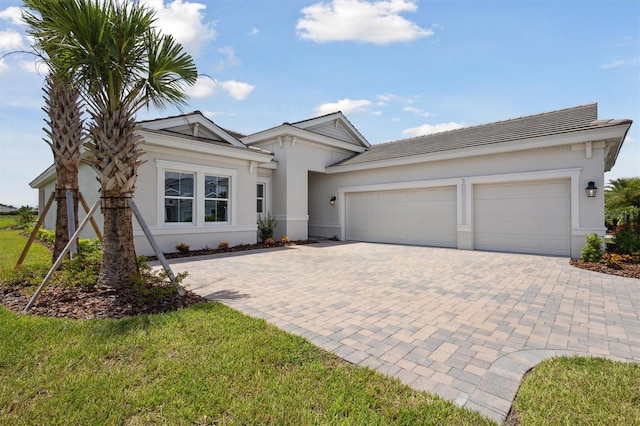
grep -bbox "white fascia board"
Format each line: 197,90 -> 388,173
140,129 -> 274,163
140,114 -> 245,147
326,124 -> 631,174
243,126 -> 367,153
293,112 -> 371,148
29,163 -> 56,188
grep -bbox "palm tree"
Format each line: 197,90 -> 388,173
26,0 -> 197,288
22,0 -> 85,263
605,177 -> 640,227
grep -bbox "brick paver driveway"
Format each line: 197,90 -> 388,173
170,241 -> 640,423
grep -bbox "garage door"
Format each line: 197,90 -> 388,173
345,186 -> 457,247
474,180 -> 570,256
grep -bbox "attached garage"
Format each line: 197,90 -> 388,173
474,179 -> 571,256
345,186 -> 457,247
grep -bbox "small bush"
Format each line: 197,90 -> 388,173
279,235 -> 290,244
217,241 -> 230,249
257,213 -> 277,242
175,242 -> 190,254
36,228 -> 56,245
264,237 -> 276,246
602,253 -> 631,269
581,234 -> 603,262
613,228 -> 640,255
132,257 -> 188,304
16,206 -> 35,230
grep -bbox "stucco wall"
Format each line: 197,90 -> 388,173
308,142 -> 608,258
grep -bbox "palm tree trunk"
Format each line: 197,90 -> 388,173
87,107 -> 144,289
43,75 -> 83,262
99,194 -> 138,288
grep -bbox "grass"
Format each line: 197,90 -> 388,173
1,224 -> 639,425
0,303 -> 492,425
512,356 -> 640,425
0,219 -> 51,271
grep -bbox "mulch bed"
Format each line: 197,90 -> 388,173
146,239 -> 316,261
570,259 -> 640,279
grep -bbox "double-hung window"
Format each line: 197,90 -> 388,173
164,172 -> 194,223
205,175 -> 229,222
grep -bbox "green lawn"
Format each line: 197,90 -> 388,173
0,222 -> 51,271
1,226 -> 639,425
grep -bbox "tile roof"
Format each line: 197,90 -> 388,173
330,103 -> 625,167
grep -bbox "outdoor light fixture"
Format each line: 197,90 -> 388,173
330,196 -> 337,206
585,181 -> 598,198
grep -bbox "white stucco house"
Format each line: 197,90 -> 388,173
30,103 -> 632,258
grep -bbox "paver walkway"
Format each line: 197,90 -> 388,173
169,241 -> 640,423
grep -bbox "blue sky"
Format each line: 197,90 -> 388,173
1,0 -> 638,207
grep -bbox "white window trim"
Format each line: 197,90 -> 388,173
156,159 -> 237,227
257,177 -> 271,217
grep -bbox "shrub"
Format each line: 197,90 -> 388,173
602,253 -> 631,269
132,257 -> 188,304
279,235 -> 290,244
581,234 -> 603,262
217,240 -> 230,249
175,242 -> 190,254
16,206 -> 35,230
264,237 -> 276,246
257,213 -> 277,242
36,228 -> 56,245
613,228 -> 640,255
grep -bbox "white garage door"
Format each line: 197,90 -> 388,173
345,186 -> 457,247
474,180 -> 570,256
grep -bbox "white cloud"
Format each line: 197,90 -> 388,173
248,27 -> 260,36
184,75 -> 216,98
19,59 -> 48,74
403,106 -> 431,117
0,59 -> 8,75
184,77 -> 255,100
143,0 -> 216,56
402,122 -> 464,138
204,110 -> 236,119
0,29 -> 25,51
215,46 -> 240,71
601,57 -> 639,69
218,80 -> 255,100
315,98 -> 372,115
297,0 -> 432,44
0,6 -> 24,26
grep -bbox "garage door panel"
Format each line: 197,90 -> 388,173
475,180 -> 570,256
346,186 -> 457,248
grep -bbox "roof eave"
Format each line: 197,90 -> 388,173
327,124 -> 631,174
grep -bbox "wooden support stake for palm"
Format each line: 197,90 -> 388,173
15,192 -> 55,269
79,192 -> 103,243
129,199 -> 184,296
23,199 -> 100,312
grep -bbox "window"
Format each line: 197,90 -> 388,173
257,183 -> 265,214
157,160 -> 237,227
205,175 -> 229,222
164,172 -> 194,222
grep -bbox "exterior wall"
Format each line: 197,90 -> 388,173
37,144 -> 266,256
251,137 -> 354,240
309,142 -> 608,258
131,144 -> 261,255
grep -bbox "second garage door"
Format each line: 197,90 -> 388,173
474,179 -> 571,256
345,186 -> 457,247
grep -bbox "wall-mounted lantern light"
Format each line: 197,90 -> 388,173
585,181 -> 598,198
330,196 -> 337,206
